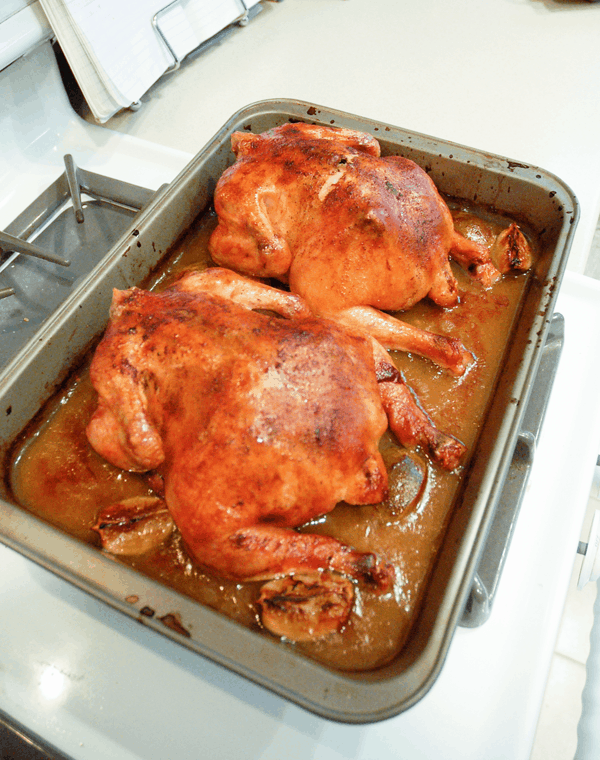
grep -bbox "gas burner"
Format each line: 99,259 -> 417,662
0,155 -> 158,369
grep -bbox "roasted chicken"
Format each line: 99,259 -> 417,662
87,268 -> 404,592
209,122 -> 531,376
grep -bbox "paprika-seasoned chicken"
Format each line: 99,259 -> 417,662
87,268 -> 403,589
87,268 -> 471,640
209,123 -> 531,376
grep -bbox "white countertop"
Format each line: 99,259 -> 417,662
2,1 -> 600,758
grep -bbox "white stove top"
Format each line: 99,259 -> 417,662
2,1 -> 600,757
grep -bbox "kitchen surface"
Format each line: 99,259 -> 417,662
2,0 -> 600,758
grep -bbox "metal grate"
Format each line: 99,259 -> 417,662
0,156 -> 158,370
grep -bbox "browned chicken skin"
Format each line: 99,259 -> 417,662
87,268 -> 399,590
208,123 -> 512,376
84,125 -> 532,641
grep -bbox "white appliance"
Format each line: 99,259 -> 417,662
2,3 -> 600,758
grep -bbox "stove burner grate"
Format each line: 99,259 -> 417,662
0,156 -> 157,369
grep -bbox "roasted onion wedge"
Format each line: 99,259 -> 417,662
93,496 -> 174,555
490,223 -> 533,273
258,571 -> 355,642
382,450 -> 428,516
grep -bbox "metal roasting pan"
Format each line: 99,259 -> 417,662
0,100 -> 579,723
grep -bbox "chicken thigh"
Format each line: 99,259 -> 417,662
208,123 -> 529,376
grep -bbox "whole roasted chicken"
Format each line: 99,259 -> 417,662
88,269 -> 471,638
209,122 -> 531,376
87,270 -> 399,585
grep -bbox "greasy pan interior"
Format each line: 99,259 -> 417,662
0,100 -> 578,722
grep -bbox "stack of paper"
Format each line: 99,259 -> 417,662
40,0 -> 261,123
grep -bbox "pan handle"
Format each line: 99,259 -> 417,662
460,312 -> 565,628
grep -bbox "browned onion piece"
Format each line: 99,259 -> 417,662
491,223 -> 533,273
451,209 -> 495,248
93,496 -> 174,555
258,571 -> 355,642
382,450 -> 428,516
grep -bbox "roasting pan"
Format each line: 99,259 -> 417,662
0,100 -> 578,723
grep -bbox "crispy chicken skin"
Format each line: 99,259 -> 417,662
86,268 -> 397,590
208,123 -> 506,376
